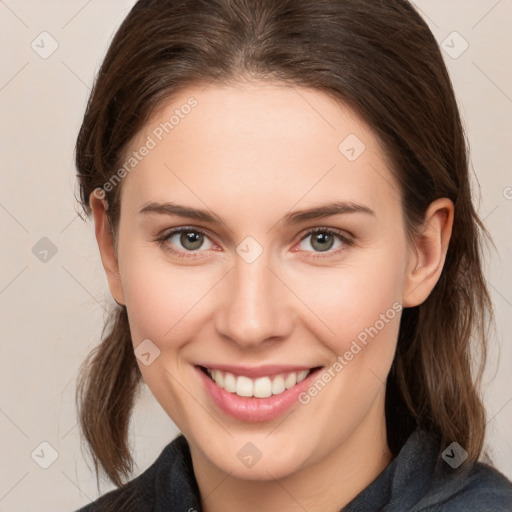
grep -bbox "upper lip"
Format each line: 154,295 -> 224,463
196,363 -> 320,378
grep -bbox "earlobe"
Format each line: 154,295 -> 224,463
89,191 -> 126,305
402,198 -> 454,308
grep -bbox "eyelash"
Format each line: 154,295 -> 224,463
155,226 -> 355,260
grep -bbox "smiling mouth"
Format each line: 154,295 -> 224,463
199,366 -> 322,399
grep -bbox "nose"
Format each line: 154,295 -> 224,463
214,251 -> 294,349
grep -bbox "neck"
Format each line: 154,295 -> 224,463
190,396 -> 393,512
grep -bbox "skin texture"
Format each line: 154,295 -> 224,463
90,81 -> 454,512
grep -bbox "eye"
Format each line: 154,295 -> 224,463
156,227 -> 216,258
156,226 -> 354,260
294,227 -> 354,259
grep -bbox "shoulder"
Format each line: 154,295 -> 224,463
73,434 -> 188,512
380,428 -> 512,512
418,460 -> 512,511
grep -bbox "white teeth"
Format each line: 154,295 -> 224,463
206,368 -> 312,398
297,370 -> 309,383
271,375 -> 285,395
284,372 -> 297,389
236,376 -> 253,397
253,377 -> 272,398
223,372 -> 237,393
213,369 -> 224,388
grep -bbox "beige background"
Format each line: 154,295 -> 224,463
0,1 -> 511,510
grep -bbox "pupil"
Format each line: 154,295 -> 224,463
181,231 -> 203,250
312,233 -> 333,252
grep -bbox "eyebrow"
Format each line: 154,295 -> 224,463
139,200 -> 375,226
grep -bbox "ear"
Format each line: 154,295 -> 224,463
402,197 -> 454,308
89,190 -> 126,306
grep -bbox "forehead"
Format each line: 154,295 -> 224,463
119,81 -> 401,223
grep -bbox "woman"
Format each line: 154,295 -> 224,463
73,0 -> 512,510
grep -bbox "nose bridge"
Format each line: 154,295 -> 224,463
214,248 -> 292,347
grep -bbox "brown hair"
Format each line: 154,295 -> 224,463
75,0 -> 493,494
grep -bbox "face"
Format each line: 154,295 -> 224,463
94,81 -> 432,482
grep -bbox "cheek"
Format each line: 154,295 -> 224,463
117,245 -> 223,429
285,241 -> 407,361
117,243 -> 219,349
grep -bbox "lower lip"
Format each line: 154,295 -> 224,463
195,366 -> 322,423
